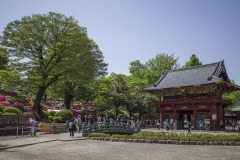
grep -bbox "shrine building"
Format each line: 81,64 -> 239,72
143,61 -> 240,130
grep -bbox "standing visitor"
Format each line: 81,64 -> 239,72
199,120 -> 203,130
29,117 -> 36,137
69,119 -> 76,138
232,120 -> 236,130
187,121 -> 191,135
220,120 -> 224,130
237,120 -> 240,133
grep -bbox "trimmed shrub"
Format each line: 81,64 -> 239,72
53,116 -> 65,123
0,105 -> 5,112
54,109 -> 73,122
88,133 -> 110,138
39,109 -> 49,120
49,111 -> 56,116
3,112 -> 17,115
3,107 -> 22,115
48,116 -> 54,122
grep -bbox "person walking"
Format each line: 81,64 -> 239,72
232,120 -> 236,130
187,121 -> 191,135
220,120 -> 224,130
69,119 -> 76,138
237,120 -> 240,133
29,117 -> 36,137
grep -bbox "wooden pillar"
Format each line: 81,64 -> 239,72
222,105 -> 226,130
160,107 -> 163,128
174,105 -> 177,121
210,104 -> 218,130
193,109 -> 197,129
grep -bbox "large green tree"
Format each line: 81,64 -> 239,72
0,12 -> 107,114
0,48 -> 9,70
182,54 -> 202,68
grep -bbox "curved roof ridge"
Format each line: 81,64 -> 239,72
153,71 -> 168,87
164,60 -> 223,73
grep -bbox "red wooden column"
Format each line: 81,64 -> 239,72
210,104 -> 218,130
160,106 -> 163,128
173,105 -> 177,122
221,105 -> 226,130
193,109 -> 197,129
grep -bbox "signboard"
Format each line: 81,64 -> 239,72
212,113 -> 217,120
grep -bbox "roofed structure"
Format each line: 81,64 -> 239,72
143,60 -> 240,93
142,60 -> 240,131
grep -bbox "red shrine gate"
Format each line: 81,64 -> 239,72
157,96 -> 228,130
143,61 -> 240,130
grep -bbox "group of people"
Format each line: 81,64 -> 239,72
233,120 -> 240,132
164,119 -> 175,131
68,115 -> 83,138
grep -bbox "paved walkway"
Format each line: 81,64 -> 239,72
0,128 -> 239,150
0,132 -> 86,150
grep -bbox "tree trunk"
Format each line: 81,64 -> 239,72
64,93 -> 74,109
115,107 -> 119,120
44,94 -> 47,102
33,86 -> 46,115
138,111 -> 143,120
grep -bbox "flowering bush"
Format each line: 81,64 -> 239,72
53,109 -> 73,123
1,101 -> 10,106
22,111 -> 35,117
0,96 -> 6,102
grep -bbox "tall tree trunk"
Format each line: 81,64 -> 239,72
33,86 -> 46,115
115,107 -> 119,120
44,93 -> 47,102
64,92 -> 74,109
138,111 -> 143,120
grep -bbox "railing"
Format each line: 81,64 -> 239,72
0,126 -> 32,138
38,123 -> 68,134
82,123 -> 141,137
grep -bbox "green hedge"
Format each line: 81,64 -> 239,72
3,107 -> 22,115
88,131 -> 240,142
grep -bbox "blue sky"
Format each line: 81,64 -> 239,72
1,0 -> 240,85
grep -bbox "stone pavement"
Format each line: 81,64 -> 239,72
0,132 -> 87,150
0,127 -> 239,151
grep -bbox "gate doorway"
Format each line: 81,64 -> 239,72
176,110 -> 193,129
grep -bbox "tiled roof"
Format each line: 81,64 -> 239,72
143,61 -> 233,90
230,99 -> 240,112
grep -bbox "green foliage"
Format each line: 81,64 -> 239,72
54,109 -> 73,122
182,54 -> 202,68
0,48 -> 9,70
79,108 -> 90,116
0,105 -> 5,113
88,133 -> 111,138
3,107 -> 22,115
145,53 -> 179,84
49,111 -> 56,116
0,12 -> 107,114
223,91 -> 240,104
53,116 -> 65,123
2,112 -> 16,115
48,116 -> 54,122
39,110 -> 49,120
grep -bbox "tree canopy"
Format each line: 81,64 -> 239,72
182,54 -> 202,68
0,12 -> 107,114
